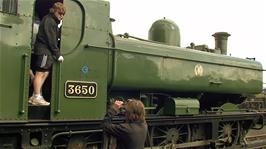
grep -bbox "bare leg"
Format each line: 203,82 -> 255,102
30,71 -> 50,105
33,71 -> 49,96
41,71 -> 49,88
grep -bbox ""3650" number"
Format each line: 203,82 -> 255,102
65,81 -> 97,98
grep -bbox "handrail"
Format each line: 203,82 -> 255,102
55,63 -> 62,113
51,129 -> 103,141
19,53 -> 29,114
0,24 -> 12,28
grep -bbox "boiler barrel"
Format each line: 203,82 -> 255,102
109,38 -> 263,94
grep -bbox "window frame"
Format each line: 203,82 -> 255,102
0,0 -> 18,15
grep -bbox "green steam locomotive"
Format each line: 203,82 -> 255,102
0,0 -> 265,148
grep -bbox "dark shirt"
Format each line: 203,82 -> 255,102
34,13 -> 61,59
103,108 -> 147,149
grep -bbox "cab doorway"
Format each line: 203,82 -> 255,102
29,0 -> 64,120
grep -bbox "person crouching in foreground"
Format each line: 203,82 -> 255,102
103,99 -> 147,149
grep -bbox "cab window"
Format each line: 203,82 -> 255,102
0,0 -> 18,14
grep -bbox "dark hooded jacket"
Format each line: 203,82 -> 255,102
103,108 -> 147,149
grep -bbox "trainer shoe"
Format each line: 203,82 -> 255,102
30,95 -> 50,106
28,96 -> 34,104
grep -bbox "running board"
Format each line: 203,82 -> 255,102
28,105 -> 50,120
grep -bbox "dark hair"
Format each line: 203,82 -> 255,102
125,99 -> 145,122
49,2 -> 66,15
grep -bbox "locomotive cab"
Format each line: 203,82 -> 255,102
1,0 -> 113,147
28,0 -> 113,120
1,0 -> 113,121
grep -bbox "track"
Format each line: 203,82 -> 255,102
245,126 -> 266,149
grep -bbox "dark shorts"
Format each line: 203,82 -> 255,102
32,54 -> 54,72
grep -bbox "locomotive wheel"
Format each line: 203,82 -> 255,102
150,124 -> 191,147
67,134 -> 101,149
67,135 -> 87,149
216,121 -> 240,148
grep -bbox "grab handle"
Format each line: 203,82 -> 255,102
19,53 -> 29,114
55,63 -> 62,113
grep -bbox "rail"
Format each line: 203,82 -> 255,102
245,133 -> 266,142
245,128 -> 266,149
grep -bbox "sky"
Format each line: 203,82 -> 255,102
109,0 -> 266,88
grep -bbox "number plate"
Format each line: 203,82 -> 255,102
65,80 -> 97,98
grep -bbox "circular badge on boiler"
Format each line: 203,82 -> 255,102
194,64 -> 203,76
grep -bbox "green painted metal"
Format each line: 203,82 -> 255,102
210,102 -> 240,112
111,37 -> 263,94
50,0 -> 111,120
220,103 -> 239,112
149,18 -> 180,47
0,1 -> 34,121
50,46 -> 109,120
164,98 -> 199,115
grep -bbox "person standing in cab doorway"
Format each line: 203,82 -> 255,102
103,99 -> 148,149
29,2 -> 66,106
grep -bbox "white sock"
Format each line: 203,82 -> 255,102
33,94 -> 42,98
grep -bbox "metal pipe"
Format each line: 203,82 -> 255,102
51,129 -> 103,141
20,53 -> 29,114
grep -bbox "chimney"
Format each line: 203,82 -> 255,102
212,32 -> 230,55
